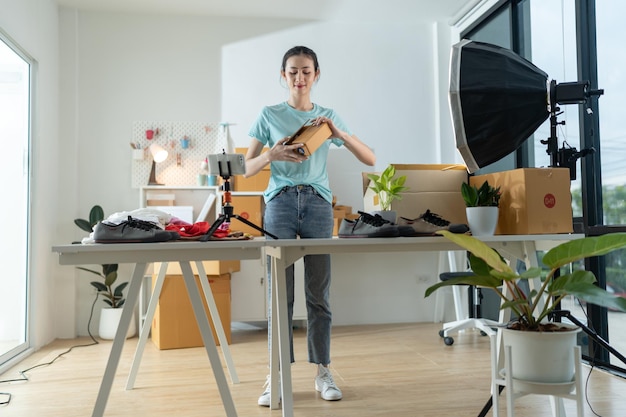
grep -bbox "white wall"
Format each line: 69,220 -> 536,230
0,6 -> 465,339
221,20 -> 459,324
58,10 -> 315,336
222,20 -> 446,169
54,10 -> 462,336
0,0 -> 61,348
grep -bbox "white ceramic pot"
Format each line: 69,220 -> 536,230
466,206 -> 499,236
502,325 -> 581,383
99,307 -> 137,340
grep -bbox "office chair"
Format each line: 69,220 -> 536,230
438,271 -> 500,345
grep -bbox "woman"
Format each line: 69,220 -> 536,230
244,45 -> 375,406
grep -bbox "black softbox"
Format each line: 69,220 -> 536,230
449,39 -> 550,173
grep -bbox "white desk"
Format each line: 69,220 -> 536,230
53,234 -> 582,417
52,239 -> 265,417
264,234 -> 583,417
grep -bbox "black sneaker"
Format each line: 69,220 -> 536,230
93,216 -> 180,243
338,211 -> 400,238
398,210 -> 469,236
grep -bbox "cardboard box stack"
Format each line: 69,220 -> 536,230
233,147 -> 271,192
469,168 -> 572,234
363,164 -> 468,224
151,260 -> 240,350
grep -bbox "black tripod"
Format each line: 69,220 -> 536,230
200,172 -> 277,241
477,309 -> 626,417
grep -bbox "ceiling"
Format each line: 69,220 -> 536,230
55,0 -> 476,24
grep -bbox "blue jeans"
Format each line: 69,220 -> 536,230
264,185 -> 334,365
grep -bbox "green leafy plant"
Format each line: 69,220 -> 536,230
461,180 -> 501,207
74,205 -> 127,308
425,231 -> 626,331
367,165 -> 409,211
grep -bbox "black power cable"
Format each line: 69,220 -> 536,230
0,291 -> 101,406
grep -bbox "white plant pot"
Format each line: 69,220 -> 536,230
502,325 -> 581,383
466,206 -> 499,236
99,307 -> 136,340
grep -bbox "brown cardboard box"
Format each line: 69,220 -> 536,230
229,195 -> 265,236
286,122 -> 332,156
233,147 -> 270,192
234,170 -> 270,192
470,168 -> 573,235
363,164 -> 468,224
151,273 -> 231,349
154,260 -> 240,276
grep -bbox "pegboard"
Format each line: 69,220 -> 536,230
131,121 -> 233,188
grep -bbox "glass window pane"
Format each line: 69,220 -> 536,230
0,34 -> 30,367
596,0 -> 626,369
529,0 -> 581,215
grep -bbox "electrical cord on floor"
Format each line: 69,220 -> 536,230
573,297 -> 602,417
0,291 -> 101,406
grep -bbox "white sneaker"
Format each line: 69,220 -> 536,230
315,365 -> 343,401
257,375 -> 280,407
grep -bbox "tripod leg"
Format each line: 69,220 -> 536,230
199,215 -> 227,241
232,214 -> 278,240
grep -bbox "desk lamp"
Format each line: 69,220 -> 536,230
449,39 -> 603,178
148,143 -> 168,185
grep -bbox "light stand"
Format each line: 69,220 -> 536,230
200,153 -> 278,241
540,80 -> 603,180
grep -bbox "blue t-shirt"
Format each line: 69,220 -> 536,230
248,102 -> 349,204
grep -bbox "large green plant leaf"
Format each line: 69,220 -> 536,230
543,233 -> 626,269
89,205 -> 104,227
104,270 -> 118,287
437,231 -> 513,274
114,282 -> 129,298
424,274 -> 502,297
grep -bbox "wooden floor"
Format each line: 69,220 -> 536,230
1,322 -> 625,417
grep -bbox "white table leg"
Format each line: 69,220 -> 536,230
125,262 -> 169,390
195,260 -> 239,384
92,262 -> 147,417
271,254 -> 294,416
269,256 -> 280,409
179,261 -> 237,417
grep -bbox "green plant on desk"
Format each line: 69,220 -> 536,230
461,180 -> 500,207
74,205 -> 126,308
367,164 -> 409,211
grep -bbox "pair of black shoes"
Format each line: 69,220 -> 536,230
93,216 -> 180,243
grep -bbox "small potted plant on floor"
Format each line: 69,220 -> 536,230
461,180 -> 501,235
75,205 -> 135,339
366,164 -> 409,223
425,230 -> 626,383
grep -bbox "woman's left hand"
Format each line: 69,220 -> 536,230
312,116 -> 343,139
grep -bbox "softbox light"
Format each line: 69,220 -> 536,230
449,39 -> 550,173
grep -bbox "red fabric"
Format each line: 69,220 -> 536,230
165,221 -> 231,238
166,221 -> 210,237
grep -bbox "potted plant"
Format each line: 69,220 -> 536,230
425,230 -> 626,383
461,180 -> 501,235
75,205 -> 135,339
366,164 -> 409,223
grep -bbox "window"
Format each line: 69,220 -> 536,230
0,29 -> 32,369
461,0 -> 626,374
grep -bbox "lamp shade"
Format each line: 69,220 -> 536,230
449,39 -> 550,173
149,143 -> 168,163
